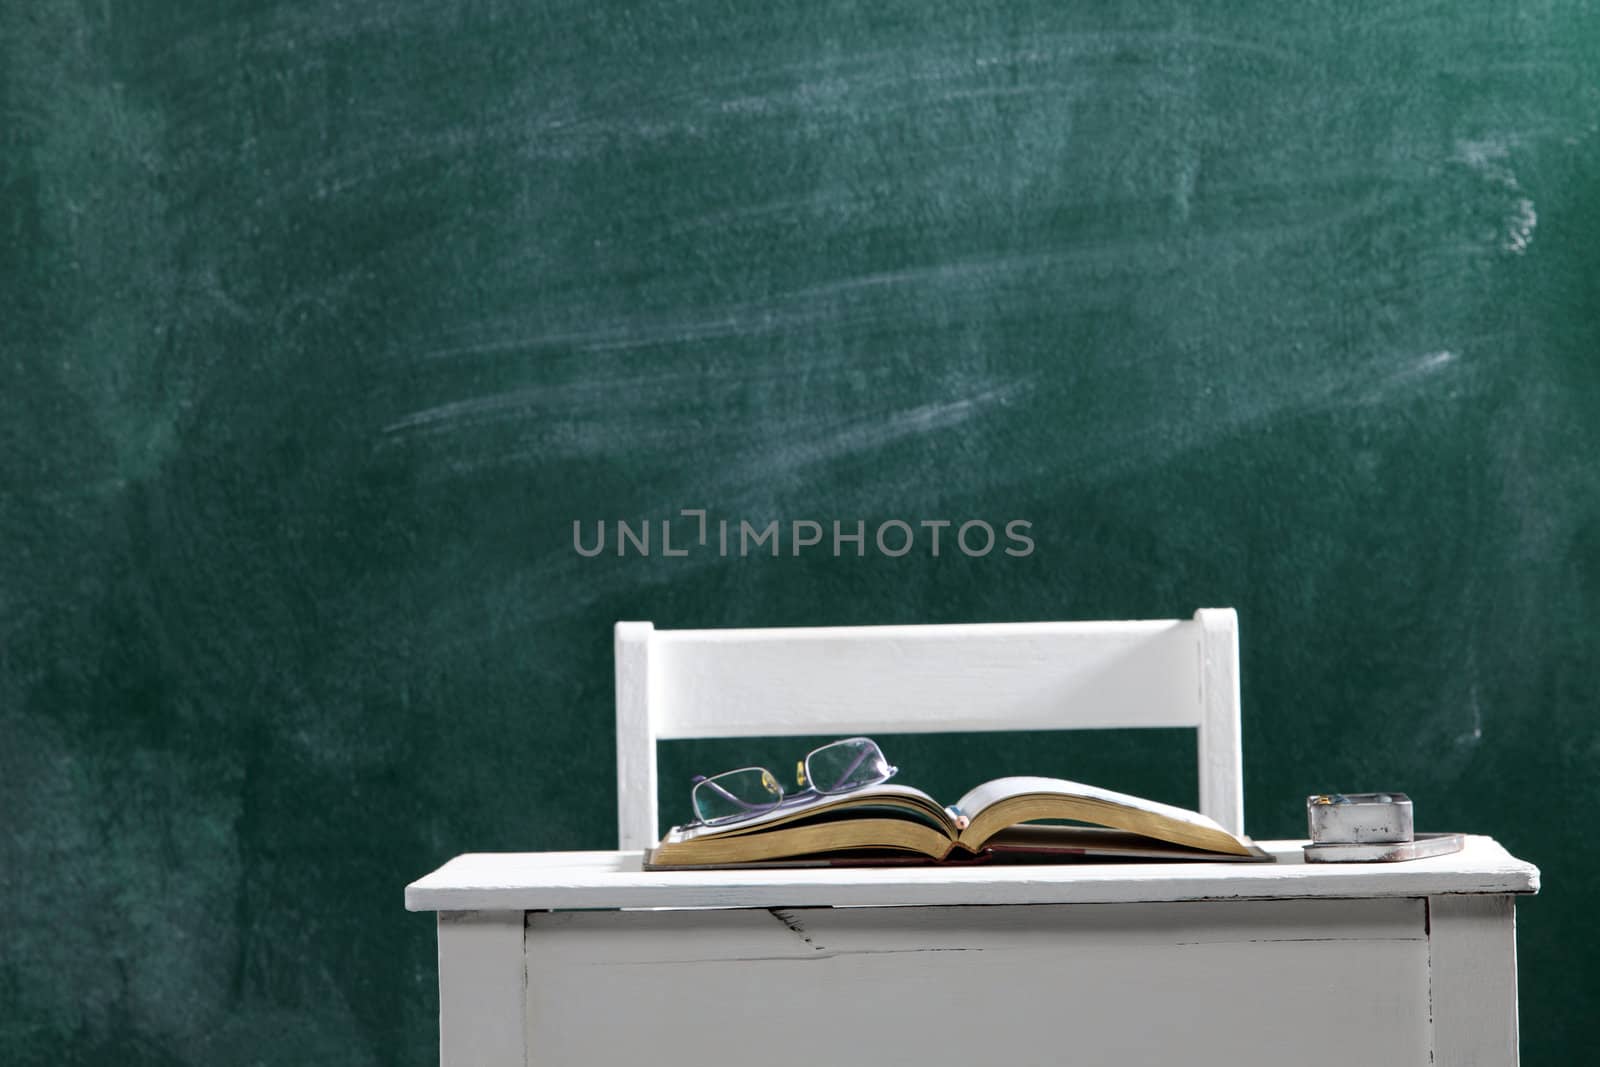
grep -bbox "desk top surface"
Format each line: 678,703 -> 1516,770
405,835 -> 1538,912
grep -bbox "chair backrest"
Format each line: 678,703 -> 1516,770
614,609 -> 1243,849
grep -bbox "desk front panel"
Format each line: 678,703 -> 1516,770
523,897 -> 1432,1066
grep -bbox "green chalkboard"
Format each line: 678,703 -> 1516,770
3,1 -> 1596,1063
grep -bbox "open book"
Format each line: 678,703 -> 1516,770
646,776 -> 1271,868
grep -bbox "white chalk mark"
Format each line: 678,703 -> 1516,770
1453,136 -> 1537,255
989,343 -> 1470,495
761,379 -> 1030,476
383,353 -> 863,435
1454,136 -> 1518,175
1314,348 -> 1461,410
786,255 -> 1060,303
1410,349 -> 1458,376
1505,198 -> 1537,254
419,302 -> 833,362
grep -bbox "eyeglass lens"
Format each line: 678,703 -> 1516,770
691,767 -> 784,824
804,737 -> 892,794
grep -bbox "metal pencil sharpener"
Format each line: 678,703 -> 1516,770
1307,792 -> 1413,844
1303,792 -> 1463,863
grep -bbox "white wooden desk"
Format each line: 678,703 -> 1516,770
407,837 -> 1537,1067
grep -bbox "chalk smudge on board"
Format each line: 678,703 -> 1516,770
1505,198 -> 1537,254
1348,349 -> 1459,405
384,340 -> 910,437
986,347 -> 1465,494
1458,685 -> 1485,745
417,301 -> 834,363
1453,136 -> 1538,255
749,378 -> 1032,479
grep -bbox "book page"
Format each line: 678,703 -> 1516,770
953,776 -> 1260,856
953,776 -> 1231,833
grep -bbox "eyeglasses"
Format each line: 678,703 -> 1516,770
688,737 -> 898,827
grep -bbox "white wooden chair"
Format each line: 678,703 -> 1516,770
614,609 -> 1244,849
